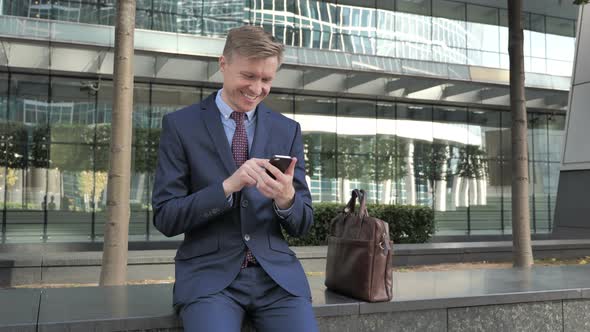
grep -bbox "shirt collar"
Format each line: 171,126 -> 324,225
216,89 -> 256,121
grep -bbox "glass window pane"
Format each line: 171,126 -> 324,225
528,113 -> 548,162
546,16 -> 575,37
433,0 -> 465,21
94,145 -> 148,240
548,114 -> 565,162
151,0 -> 203,15
546,34 -> 575,61
4,144 -> 46,241
432,106 -> 469,234
396,103 -> 432,207
264,93 -> 293,117
295,96 -> 336,203
531,161 -> 551,233
467,22 -> 500,52
151,84 -> 200,129
376,9 -> 395,43
498,9 -> 529,30
395,12 -> 432,42
467,4 -> 497,26
98,1 -> 116,25
4,75 -> 49,241
530,31 -> 546,60
546,59 -> 574,76
529,57 -> 546,74
376,101 -> 397,204
46,143 -> 94,241
396,41 -> 433,61
0,73 -> 11,240
467,109 -> 503,234
135,9 -> 153,30
397,0 -> 431,16
337,99 -> 376,203
339,34 -> 375,54
133,83 -> 151,146
376,0 -> 395,11
50,77 -> 97,144
433,45 -> 467,64
432,17 -> 467,49
467,49 -> 500,68
530,14 -> 545,33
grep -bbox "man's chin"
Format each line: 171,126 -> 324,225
239,102 -> 260,112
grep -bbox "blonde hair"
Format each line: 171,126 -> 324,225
223,25 -> 285,64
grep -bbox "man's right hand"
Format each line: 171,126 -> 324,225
222,158 -> 267,196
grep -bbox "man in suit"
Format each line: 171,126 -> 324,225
152,25 -> 318,331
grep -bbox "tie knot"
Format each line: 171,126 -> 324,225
230,111 -> 246,124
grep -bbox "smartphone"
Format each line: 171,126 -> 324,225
267,155 -> 292,179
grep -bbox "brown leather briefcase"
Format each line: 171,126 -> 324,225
325,189 -> 393,302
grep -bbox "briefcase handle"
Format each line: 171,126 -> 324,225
344,189 -> 369,218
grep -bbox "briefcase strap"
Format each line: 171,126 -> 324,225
344,189 -> 369,218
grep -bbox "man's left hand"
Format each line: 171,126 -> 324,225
254,157 -> 297,209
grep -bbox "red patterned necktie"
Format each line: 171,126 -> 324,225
230,111 -> 258,268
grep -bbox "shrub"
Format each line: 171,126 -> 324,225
285,202 -> 434,246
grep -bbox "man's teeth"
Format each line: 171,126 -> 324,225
242,92 -> 257,100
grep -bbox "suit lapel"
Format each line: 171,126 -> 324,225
250,103 -> 271,159
202,93 -> 236,175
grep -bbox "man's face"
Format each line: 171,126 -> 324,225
219,52 -> 279,113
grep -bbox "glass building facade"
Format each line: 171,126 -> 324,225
0,0 -> 577,243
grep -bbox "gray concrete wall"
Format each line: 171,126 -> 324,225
554,4 -> 590,237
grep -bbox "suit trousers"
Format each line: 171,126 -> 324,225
180,265 -> 318,332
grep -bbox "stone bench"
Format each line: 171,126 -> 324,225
4,265 -> 590,331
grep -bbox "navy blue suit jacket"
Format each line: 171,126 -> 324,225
152,92 -> 314,308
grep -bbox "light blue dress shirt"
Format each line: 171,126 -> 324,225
215,89 -> 292,217
216,89 -> 256,152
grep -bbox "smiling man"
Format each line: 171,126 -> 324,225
151,26 -> 318,331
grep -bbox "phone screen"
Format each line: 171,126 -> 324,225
267,155 -> 292,179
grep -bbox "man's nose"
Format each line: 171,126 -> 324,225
249,81 -> 263,95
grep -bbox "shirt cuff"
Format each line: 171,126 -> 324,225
227,193 -> 233,206
273,200 -> 293,219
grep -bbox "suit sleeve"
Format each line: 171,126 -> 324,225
151,114 -> 231,237
276,123 -> 314,237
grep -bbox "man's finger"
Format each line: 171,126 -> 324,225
285,157 -> 297,176
264,160 -> 283,180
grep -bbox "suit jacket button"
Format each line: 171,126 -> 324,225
241,200 -> 249,208
244,234 -> 250,241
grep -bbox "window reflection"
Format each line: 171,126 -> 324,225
0,74 -> 570,241
396,104 -> 432,207
295,96 -> 337,203
0,0 -> 577,75
337,99 -> 376,203
467,109 -> 502,234
376,102 -> 398,205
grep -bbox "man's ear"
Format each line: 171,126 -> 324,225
219,55 -> 225,72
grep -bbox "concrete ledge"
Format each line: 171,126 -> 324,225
5,267 -> 590,332
3,239 -> 590,266
0,288 -> 39,332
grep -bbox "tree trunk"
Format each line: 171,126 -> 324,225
459,176 -> 469,207
468,177 -> 478,206
339,178 -> 351,204
450,175 -> 461,210
405,142 -> 416,205
99,0 -> 136,286
508,0 -> 533,268
381,179 -> 392,204
477,176 -> 487,205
